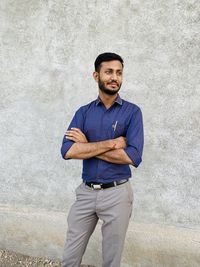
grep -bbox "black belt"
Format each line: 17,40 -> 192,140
85,179 -> 128,190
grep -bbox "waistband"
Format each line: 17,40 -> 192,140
85,179 -> 128,190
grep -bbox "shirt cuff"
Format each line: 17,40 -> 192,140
124,146 -> 142,167
61,141 -> 74,160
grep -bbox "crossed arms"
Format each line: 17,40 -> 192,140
64,128 -> 133,165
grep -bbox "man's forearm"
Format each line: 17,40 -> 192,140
65,140 -> 115,159
96,149 -> 133,165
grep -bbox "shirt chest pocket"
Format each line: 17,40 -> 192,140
112,122 -> 127,138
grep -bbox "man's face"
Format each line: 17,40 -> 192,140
94,60 -> 123,95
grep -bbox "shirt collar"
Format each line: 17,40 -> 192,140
95,94 -> 123,106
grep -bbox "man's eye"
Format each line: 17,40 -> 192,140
106,71 -> 112,74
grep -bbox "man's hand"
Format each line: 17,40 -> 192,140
65,128 -> 88,143
113,136 -> 126,149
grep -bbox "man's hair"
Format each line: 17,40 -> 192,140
94,52 -> 124,72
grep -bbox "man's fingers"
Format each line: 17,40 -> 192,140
70,128 -> 85,136
70,127 -> 80,131
66,130 -> 86,139
65,134 -> 75,139
70,128 -> 82,133
65,131 -> 86,142
65,131 -> 80,137
65,129 -> 88,143
65,136 -> 78,142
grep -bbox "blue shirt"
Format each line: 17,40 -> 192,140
61,95 -> 144,183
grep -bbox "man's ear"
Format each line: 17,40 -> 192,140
93,71 -> 99,82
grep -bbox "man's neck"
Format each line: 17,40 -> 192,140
98,91 -> 118,109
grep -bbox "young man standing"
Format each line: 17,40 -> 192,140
61,52 -> 144,267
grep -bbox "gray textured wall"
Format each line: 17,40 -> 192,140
1,0 -> 200,266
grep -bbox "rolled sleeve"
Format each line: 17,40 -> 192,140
61,139 -> 74,159
124,146 -> 142,167
60,107 -> 85,160
124,107 -> 144,167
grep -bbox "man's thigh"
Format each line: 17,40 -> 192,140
67,182 -> 99,231
96,180 -> 133,220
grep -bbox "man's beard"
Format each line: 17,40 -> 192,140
98,80 -> 121,95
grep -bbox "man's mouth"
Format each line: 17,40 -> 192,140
108,82 -> 118,88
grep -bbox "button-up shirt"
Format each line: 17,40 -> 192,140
61,95 -> 144,183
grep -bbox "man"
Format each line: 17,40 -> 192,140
60,52 -> 144,267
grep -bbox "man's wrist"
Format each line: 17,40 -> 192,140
97,139 -> 115,150
107,139 -> 116,150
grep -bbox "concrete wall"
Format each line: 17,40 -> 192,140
0,0 -> 200,266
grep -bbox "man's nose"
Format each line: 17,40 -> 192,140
111,72 -> 118,81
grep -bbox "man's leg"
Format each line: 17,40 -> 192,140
97,181 -> 133,267
61,183 -> 98,267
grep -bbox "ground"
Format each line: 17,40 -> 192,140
0,250 -> 95,267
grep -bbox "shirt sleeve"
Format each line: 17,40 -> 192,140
60,107 -> 85,160
124,107 -> 144,167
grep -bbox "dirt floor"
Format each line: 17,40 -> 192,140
0,250 -> 95,267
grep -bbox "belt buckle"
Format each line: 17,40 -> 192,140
92,184 -> 102,190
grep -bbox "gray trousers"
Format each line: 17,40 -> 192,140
61,181 -> 133,267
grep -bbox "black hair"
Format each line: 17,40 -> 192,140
94,52 -> 124,72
